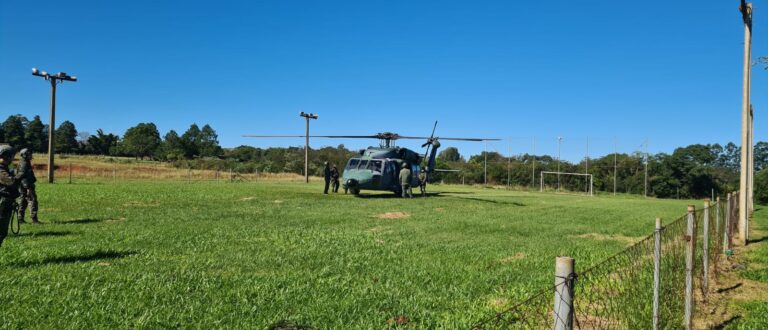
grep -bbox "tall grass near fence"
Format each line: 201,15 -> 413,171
474,196 -> 732,329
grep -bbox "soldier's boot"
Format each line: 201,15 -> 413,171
18,215 -> 27,224
31,217 -> 41,224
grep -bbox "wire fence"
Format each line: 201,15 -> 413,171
473,195 -> 735,329
33,163 -> 309,184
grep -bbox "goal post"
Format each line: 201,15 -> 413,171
539,171 -> 593,196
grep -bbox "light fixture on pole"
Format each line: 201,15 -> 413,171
31,68 -> 77,183
300,111 -> 319,183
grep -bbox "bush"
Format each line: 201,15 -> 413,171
754,169 -> 768,204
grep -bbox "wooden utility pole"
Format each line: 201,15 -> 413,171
300,112 -> 318,183
739,1 -> 752,244
31,68 -> 77,183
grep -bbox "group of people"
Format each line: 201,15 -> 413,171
322,162 -> 340,194
398,163 -> 428,198
0,145 -> 40,248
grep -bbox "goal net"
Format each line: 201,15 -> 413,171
539,171 -> 593,196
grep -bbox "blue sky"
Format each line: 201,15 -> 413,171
1,0 -> 765,162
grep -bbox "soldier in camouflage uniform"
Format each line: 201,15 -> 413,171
16,148 -> 40,224
330,165 -> 340,193
418,168 -> 427,196
323,161 -> 331,194
0,145 -> 20,248
399,163 -> 412,198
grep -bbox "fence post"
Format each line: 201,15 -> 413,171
113,165 -> 116,182
703,199 -> 710,299
553,256 -> 574,330
716,196 -> 721,249
685,205 -> 696,330
188,168 -> 192,183
653,217 -> 662,330
725,193 -> 732,252
68,163 -> 72,184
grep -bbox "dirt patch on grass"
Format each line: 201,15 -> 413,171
385,315 -> 409,326
489,297 -> 509,309
500,252 -> 526,263
574,233 -> 643,246
376,212 -> 409,219
273,200 -> 284,204
435,208 -> 445,212
105,218 -> 127,223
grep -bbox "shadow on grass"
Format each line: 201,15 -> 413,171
445,196 -> 526,206
16,230 -> 75,238
268,320 -> 314,330
716,282 -> 743,293
747,235 -> 768,244
714,315 -> 742,329
52,218 -> 104,225
356,192 -> 442,199
14,250 -> 137,268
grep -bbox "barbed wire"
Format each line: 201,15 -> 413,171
473,200 -> 730,329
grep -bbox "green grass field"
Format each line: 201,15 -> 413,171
0,181 -> 717,328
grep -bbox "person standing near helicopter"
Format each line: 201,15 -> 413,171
323,161 -> 332,194
0,145 -> 20,248
16,148 -> 40,224
330,165 -> 340,193
399,162 -> 412,198
418,167 -> 427,196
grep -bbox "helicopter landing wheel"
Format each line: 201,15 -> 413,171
351,188 -> 360,195
344,188 -> 348,194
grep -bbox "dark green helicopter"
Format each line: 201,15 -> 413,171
246,122 -> 499,195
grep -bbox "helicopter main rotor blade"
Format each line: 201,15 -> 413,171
397,135 -> 499,142
243,135 -> 380,139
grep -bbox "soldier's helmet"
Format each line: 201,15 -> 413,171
402,163 -> 408,168
0,145 -> 15,160
20,148 -> 31,159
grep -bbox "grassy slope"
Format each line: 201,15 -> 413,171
0,181 -> 696,328
724,207 -> 768,329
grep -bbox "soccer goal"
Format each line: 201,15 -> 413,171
539,171 -> 593,196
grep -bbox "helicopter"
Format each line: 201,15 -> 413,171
245,122 -> 499,196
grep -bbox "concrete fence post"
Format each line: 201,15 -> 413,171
653,217 -> 662,330
685,205 -> 696,330
725,193 -> 732,252
68,163 -> 72,184
188,168 -> 192,183
553,256 -> 574,330
716,196 -> 721,248
703,199 -> 710,299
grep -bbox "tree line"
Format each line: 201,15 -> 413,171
2,114 -> 767,201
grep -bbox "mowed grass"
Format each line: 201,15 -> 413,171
0,181 -> 695,328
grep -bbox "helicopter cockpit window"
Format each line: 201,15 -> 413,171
346,159 -> 360,170
367,160 -> 383,173
357,160 -> 369,170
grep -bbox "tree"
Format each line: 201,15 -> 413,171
198,124 -> 222,157
438,147 -> 462,162
122,123 -> 161,159
54,120 -> 79,154
86,129 -> 120,155
160,130 -> 186,160
2,115 -> 28,148
181,124 -> 201,158
25,115 -> 47,152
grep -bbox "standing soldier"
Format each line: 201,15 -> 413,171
330,165 -> 340,193
16,148 -> 39,224
323,161 -> 331,194
399,163 -> 412,198
418,167 -> 427,196
0,145 -> 20,248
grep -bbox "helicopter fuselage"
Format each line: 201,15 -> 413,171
341,147 -> 422,195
